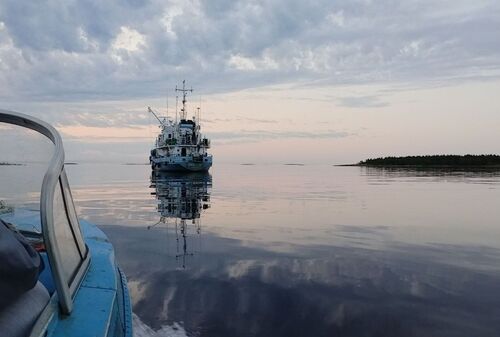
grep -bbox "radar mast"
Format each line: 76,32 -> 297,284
175,80 -> 193,120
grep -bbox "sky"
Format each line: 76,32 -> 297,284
0,0 -> 499,164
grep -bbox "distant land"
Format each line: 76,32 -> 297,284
0,162 -> 22,166
342,155 -> 500,167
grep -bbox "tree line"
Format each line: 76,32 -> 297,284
358,155 -> 500,166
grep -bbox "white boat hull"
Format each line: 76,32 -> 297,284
151,156 -> 212,172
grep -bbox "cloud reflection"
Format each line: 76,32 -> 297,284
104,224 -> 500,337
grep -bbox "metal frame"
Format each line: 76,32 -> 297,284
0,109 -> 89,314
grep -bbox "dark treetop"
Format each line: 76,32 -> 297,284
0,162 -> 22,166
355,155 -> 500,167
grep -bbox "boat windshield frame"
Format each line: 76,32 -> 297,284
0,109 -> 89,315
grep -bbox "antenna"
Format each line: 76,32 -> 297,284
166,95 -> 169,120
175,95 -> 179,123
175,80 -> 193,120
199,95 -> 202,125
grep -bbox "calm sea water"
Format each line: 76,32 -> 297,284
3,163 -> 500,337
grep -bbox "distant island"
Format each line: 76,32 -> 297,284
0,162 -> 22,166
346,155 -> 500,167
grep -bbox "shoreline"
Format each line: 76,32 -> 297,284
0,162 -> 23,166
336,164 -> 500,168
338,155 -> 500,168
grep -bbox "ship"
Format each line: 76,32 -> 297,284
149,80 -> 213,172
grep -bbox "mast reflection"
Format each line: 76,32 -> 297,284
149,171 -> 212,268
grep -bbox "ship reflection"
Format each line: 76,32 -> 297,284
149,171 -> 212,268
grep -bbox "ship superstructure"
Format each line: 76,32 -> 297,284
149,81 -> 212,172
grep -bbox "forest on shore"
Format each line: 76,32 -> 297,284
355,155 -> 500,167
0,162 -> 22,166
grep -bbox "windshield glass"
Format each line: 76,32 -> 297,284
0,122 -> 53,221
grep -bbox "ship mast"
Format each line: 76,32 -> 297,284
175,80 -> 193,120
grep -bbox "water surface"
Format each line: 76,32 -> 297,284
3,163 -> 500,336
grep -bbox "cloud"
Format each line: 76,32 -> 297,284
209,129 -> 351,143
110,26 -> 146,64
204,117 -> 279,124
0,0 -> 499,101
338,95 -> 389,108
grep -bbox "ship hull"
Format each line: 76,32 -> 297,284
151,156 -> 212,172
